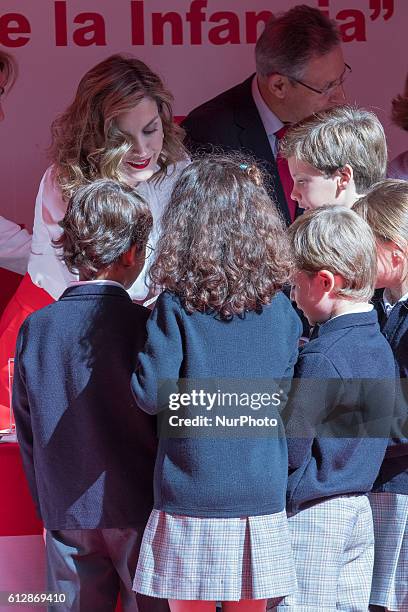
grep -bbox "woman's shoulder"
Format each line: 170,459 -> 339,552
37,164 -> 59,194
35,164 -> 65,210
39,164 -> 56,183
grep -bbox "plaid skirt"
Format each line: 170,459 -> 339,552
133,509 -> 296,601
275,495 -> 374,611
369,492 -> 408,612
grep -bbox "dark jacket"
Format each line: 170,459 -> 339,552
131,290 -> 302,518
285,310 -> 396,513
13,283 -> 157,529
182,77 -> 311,335
372,298 -> 408,494
182,75 -> 292,225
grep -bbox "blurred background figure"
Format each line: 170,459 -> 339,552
388,73 -> 408,180
0,50 -> 32,276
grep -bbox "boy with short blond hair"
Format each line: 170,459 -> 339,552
280,105 -> 387,210
276,206 -> 395,611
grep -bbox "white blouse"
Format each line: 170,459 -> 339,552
28,161 -> 189,301
0,216 -> 32,275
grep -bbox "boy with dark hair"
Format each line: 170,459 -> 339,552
12,179 -> 168,612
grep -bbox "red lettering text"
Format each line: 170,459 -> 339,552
186,0 -> 206,45
0,13 -> 31,47
54,1 -> 67,46
131,0 -> 144,45
246,11 -> 273,44
152,11 -> 183,45
338,9 -> 366,42
73,13 -> 106,46
209,12 -> 240,45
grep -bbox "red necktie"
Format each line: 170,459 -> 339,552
275,126 -> 297,223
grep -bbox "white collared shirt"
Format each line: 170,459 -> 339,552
70,280 -> 125,289
330,303 -> 374,321
382,288 -> 408,317
27,160 -> 189,301
251,75 -> 284,158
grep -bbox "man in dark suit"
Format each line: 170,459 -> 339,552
182,5 -> 349,226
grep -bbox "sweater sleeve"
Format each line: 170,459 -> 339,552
12,325 -> 42,518
278,327 -> 302,415
285,351 -> 340,470
131,292 -> 184,414
385,380 -> 408,457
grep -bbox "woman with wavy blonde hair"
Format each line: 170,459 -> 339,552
0,53 -> 188,422
388,74 -> 408,180
49,53 -> 185,199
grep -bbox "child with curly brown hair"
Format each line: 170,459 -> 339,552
12,179 -> 169,612
131,155 -> 303,612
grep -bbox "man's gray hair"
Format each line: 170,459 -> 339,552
255,5 -> 340,79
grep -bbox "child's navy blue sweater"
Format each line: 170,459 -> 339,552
372,298 -> 408,494
285,310 -> 396,513
13,284 -> 157,529
131,290 -> 302,518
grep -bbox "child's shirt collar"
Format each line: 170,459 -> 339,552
309,305 -> 375,341
315,308 -> 378,339
70,279 -> 125,290
329,303 -> 373,322
382,288 -> 408,317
